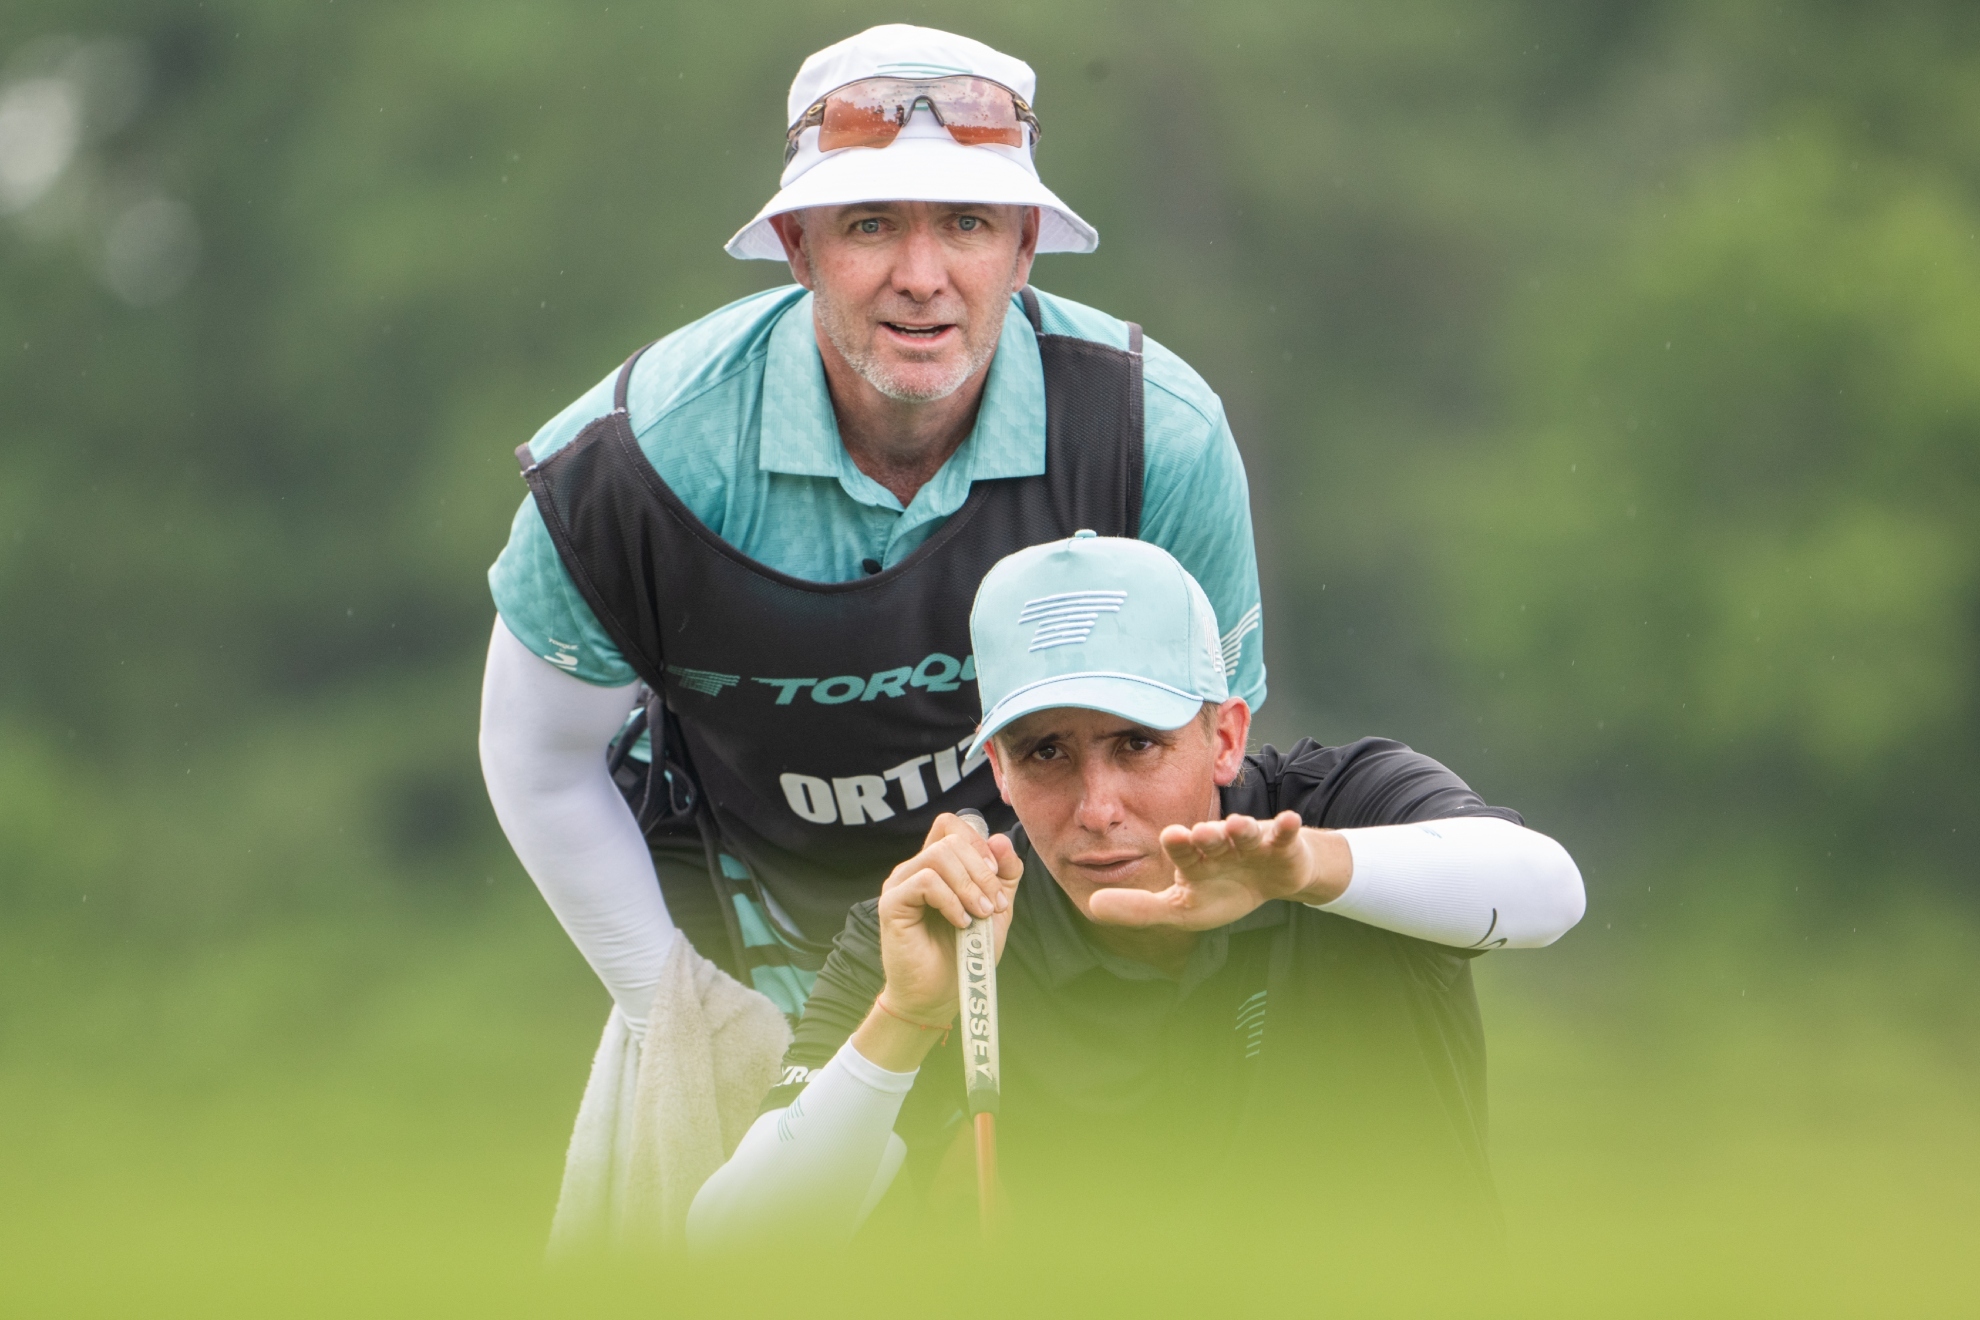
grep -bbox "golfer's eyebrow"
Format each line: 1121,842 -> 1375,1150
1009,723 -> 1171,758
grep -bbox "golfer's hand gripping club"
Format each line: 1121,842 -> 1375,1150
862,807 -> 1015,1227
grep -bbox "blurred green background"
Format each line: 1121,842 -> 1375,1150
2,0 -> 1975,1313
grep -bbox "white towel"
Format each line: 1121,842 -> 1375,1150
548,936 -> 793,1254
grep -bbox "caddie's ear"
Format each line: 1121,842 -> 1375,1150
771,211 -> 813,288
1012,206 -> 1041,293
1210,698 -> 1251,787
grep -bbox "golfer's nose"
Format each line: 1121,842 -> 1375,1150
1072,762 -> 1128,833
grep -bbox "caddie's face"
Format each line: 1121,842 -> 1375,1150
987,701 -> 1250,919
773,201 -> 1040,403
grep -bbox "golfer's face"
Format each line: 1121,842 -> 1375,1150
793,201 -> 1038,399
989,707 -> 1223,918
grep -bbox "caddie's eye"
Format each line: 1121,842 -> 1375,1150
857,218 -> 881,234
957,215 -> 980,231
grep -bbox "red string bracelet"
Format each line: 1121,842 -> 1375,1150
874,995 -> 953,1045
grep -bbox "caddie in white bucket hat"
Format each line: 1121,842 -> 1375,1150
485,25 -> 1273,1247
726,24 -> 1098,259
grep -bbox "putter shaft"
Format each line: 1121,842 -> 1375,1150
953,809 -> 1002,1235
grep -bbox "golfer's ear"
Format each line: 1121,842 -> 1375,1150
986,738 -> 1013,803
1211,698 -> 1251,786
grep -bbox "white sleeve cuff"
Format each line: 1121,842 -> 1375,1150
837,1039 -> 920,1094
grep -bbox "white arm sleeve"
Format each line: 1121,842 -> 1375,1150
478,617 -> 677,1034
1321,816 -> 1585,950
686,1042 -> 913,1247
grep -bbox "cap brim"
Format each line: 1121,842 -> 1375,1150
966,673 -> 1205,759
725,137 -> 1098,259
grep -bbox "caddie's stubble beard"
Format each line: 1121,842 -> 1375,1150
809,255 -> 1013,403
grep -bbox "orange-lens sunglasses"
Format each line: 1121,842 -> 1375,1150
785,75 -> 1041,165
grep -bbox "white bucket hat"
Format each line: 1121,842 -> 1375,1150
724,24 -> 1099,261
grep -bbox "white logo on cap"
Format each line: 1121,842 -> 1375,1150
1018,591 -> 1128,651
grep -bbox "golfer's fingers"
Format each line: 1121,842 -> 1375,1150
1160,823 -> 1210,873
1160,819 -> 1242,873
1220,815 -> 1271,854
1230,813 -> 1292,854
929,811 -> 1001,862
894,865 -> 973,930
1187,819 -> 1233,858
886,829 -> 1000,908
1086,883 -> 1174,928
1190,814 -> 1299,860
922,834 -> 1004,918
1092,882 -> 1228,930
989,833 -> 1024,887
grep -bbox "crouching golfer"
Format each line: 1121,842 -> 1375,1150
688,533 -> 1585,1243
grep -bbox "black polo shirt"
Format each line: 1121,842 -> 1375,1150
761,738 -> 1521,1228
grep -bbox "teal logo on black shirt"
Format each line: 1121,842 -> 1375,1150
1236,989 -> 1267,1059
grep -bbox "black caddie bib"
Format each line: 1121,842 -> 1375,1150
518,290 -> 1144,945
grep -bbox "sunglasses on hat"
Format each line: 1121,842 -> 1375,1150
785,75 -> 1041,165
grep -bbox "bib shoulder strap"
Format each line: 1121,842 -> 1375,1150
511,340 -> 671,686
513,341 -> 657,475
1022,289 -> 1146,539
612,340 -> 655,413
1020,285 -> 1044,332
1019,286 -> 1142,358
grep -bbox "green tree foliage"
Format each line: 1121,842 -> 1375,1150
1431,121 -> 1980,887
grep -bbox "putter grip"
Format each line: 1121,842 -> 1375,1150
953,810 -> 1002,1118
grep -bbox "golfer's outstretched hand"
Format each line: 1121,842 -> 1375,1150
872,813 -> 1024,1026
1086,811 -> 1351,931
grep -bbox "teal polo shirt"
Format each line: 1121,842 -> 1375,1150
488,284 -> 1267,709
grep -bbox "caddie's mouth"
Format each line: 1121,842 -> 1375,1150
880,320 -> 958,345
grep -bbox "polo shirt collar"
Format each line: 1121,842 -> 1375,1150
758,291 -> 1045,508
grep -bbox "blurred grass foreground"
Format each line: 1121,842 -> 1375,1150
2,2 -> 1977,1314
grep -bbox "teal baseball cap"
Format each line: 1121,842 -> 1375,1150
966,530 -> 1230,757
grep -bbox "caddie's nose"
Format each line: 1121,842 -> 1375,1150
892,218 -> 949,305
